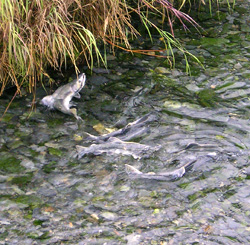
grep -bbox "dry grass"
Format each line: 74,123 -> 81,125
0,0 -> 233,100
0,0 -> 103,95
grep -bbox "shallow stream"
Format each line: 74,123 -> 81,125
1,1 -> 250,244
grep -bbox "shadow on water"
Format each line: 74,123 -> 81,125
1,2 -> 250,244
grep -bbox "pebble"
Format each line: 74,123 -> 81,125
100,212 -> 118,221
20,159 -> 36,170
125,234 -> 142,245
234,63 -> 242,69
154,67 -> 171,74
244,166 -> 250,176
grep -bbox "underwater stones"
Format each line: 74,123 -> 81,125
163,100 -> 182,109
185,84 -> 201,92
243,166 -> 250,177
215,81 -> 246,93
48,147 -> 62,157
0,199 -> 28,211
48,148 -> 62,157
106,54 -> 116,61
125,233 -> 142,245
8,138 -> 26,150
171,69 -> 182,77
30,144 -> 47,153
20,111 -> 45,123
1,113 -> 15,123
76,183 -> 94,193
196,88 -> 218,107
92,67 -> 110,74
48,173 -> 80,189
241,41 -> 250,51
234,63 -> 242,69
64,121 -> 79,131
120,185 -> 131,192
30,130 -> 50,144
0,175 -> 8,182
89,75 -> 109,86
154,67 -> 170,74
1,2 -> 250,243
37,184 -> 57,197
20,159 -> 36,171
241,24 -> 250,33
100,211 -> 118,221
200,38 -> 230,55
0,153 -> 24,174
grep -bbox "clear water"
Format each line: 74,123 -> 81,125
0,1 -> 250,244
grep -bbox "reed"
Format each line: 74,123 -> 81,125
0,0 -> 233,98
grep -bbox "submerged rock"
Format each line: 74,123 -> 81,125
100,211 -> 118,221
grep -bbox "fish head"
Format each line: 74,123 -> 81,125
72,73 -> 86,93
40,95 -> 55,109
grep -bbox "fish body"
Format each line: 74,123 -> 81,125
76,137 -> 161,159
125,160 -> 195,181
85,113 -> 157,142
41,73 -> 86,119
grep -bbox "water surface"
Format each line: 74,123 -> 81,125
0,1 -> 250,244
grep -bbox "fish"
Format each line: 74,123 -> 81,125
84,113 -> 158,143
76,137 -> 161,159
125,160 -> 195,181
41,73 -> 86,120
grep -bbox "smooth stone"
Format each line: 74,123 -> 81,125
93,67 -> 110,74
234,63 -> 242,69
244,166 -> 250,176
106,55 -> 116,61
172,69 -> 182,77
154,67 -> 171,74
100,211 -> 118,221
0,175 -> 8,182
163,100 -> 182,109
88,75 -> 109,86
125,234 -> 142,245
186,84 -> 201,92
120,185 -> 131,192
20,159 -> 36,170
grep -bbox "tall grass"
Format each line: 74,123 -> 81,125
0,0 -> 233,99
0,0 -> 104,96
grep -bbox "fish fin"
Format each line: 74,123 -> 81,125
74,92 -> 81,98
183,159 -> 196,171
76,145 -> 86,159
76,145 -> 86,152
69,102 -> 77,107
70,108 -> 82,120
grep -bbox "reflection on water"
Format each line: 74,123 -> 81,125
1,1 -> 250,244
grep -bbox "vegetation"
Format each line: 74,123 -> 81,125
0,0 -> 233,98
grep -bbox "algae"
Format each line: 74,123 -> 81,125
0,153 -> 24,174
48,147 -> 62,157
